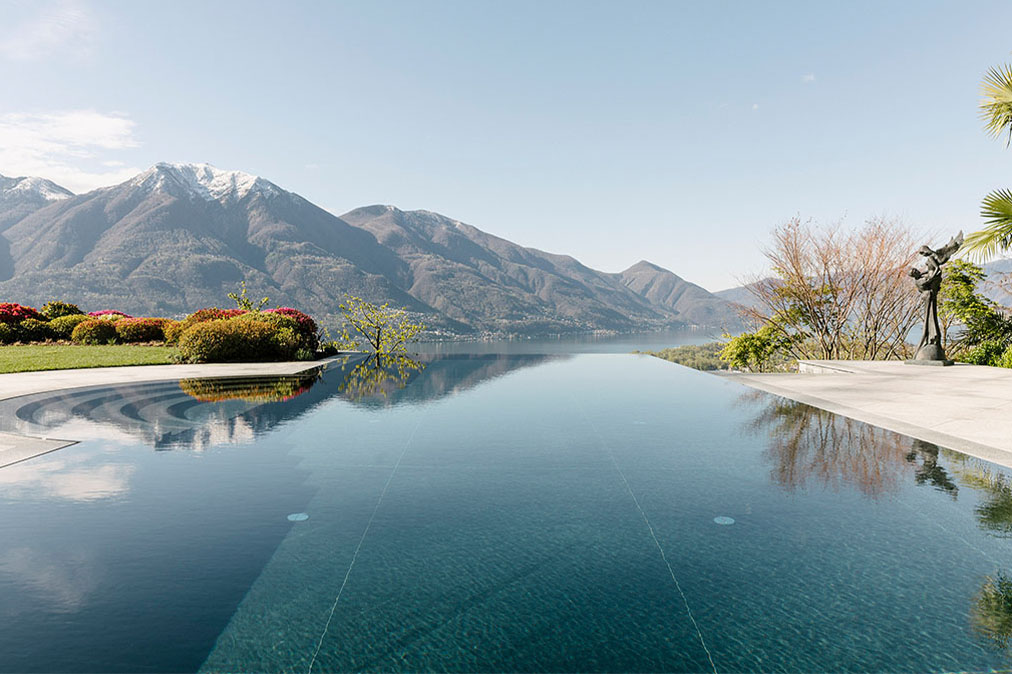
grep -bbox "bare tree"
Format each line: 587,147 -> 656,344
741,217 -> 921,362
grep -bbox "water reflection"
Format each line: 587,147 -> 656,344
746,391 -> 1012,537
972,572 -> 1012,651
742,392 -> 915,497
179,371 -> 321,403
0,355 -> 562,453
335,354 -> 425,403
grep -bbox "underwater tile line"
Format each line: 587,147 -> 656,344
306,416 -> 423,674
576,404 -> 719,674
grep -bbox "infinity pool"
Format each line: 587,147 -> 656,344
1,354 -> 1011,672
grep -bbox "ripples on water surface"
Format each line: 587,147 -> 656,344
0,353 -> 1010,672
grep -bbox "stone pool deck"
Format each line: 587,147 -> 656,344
0,356 -> 347,468
726,360 -> 1012,469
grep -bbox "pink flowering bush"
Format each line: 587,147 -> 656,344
88,310 -> 132,319
0,303 -> 44,325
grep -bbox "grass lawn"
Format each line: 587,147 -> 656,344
0,344 -> 179,374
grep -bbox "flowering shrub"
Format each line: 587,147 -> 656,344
165,308 -> 247,343
115,317 -> 170,343
265,307 -> 317,338
49,314 -> 91,338
0,303 -> 44,325
88,310 -> 132,320
41,301 -> 84,319
177,319 -> 287,363
72,319 -> 118,345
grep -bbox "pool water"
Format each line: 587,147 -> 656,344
1,354 -> 1011,672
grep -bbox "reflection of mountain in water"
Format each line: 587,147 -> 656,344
330,353 -> 562,407
0,354 -> 562,451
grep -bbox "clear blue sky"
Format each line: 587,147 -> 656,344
2,0 -> 1011,290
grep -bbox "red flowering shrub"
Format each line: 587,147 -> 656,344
265,307 -> 317,339
72,319 -> 118,344
88,310 -> 132,319
115,317 -> 170,343
0,303 -> 44,324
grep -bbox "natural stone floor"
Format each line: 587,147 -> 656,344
726,360 -> 1012,469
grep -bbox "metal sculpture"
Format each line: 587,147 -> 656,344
907,231 -> 963,364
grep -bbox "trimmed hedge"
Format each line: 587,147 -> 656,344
265,307 -> 317,339
177,319 -> 287,363
17,318 -> 54,343
115,317 -> 170,343
165,308 -> 247,344
41,301 -> 84,319
72,319 -> 118,345
0,323 -> 18,344
49,314 -> 91,338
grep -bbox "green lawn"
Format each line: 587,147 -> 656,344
0,344 -> 179,374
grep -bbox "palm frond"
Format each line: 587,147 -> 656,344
981,64 -> 1012,144
962,188 -> 1012,261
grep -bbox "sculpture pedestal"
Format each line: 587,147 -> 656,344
906,343 -> 952,366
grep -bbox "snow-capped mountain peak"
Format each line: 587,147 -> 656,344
132,162 -> 281,201
0,174 -> 74,202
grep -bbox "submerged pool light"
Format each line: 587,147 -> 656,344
713,516 -> 735,525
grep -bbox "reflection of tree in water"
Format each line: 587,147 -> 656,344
742,391 -> 912,497
743,391 -> 958,499
949,458 -> 1012,538
972,572 -> 1012,652
0,354 -> 563,451
336,354 -> 425,403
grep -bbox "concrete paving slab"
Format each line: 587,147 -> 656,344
728,360 -> 1012,469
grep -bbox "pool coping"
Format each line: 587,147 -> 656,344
724,359 -> 1012,470
0,355 -> 354,468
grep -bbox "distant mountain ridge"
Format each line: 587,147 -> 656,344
0,163 -> 742,334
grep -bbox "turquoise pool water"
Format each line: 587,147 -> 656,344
0,354 -> 1011,672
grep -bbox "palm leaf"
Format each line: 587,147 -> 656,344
962,188 -> 1012,260
981,64 -> 1012,144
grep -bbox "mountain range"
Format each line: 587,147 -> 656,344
0,163 -> 742,335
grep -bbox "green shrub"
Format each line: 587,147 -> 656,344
233,311 -> 310,353
17,318 -> 55,343
165,308 -> 246,344
0,323 -> 18,344
49,314 -> 91,339
961,340 -> 1009,366
998,345 -> 1012,369
115,317 -> 169,343
177,319 -> 286,363
72,319 -> 118,345
41,301 -> 84,319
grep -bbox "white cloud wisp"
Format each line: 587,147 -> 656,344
0,110 -> 143,192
